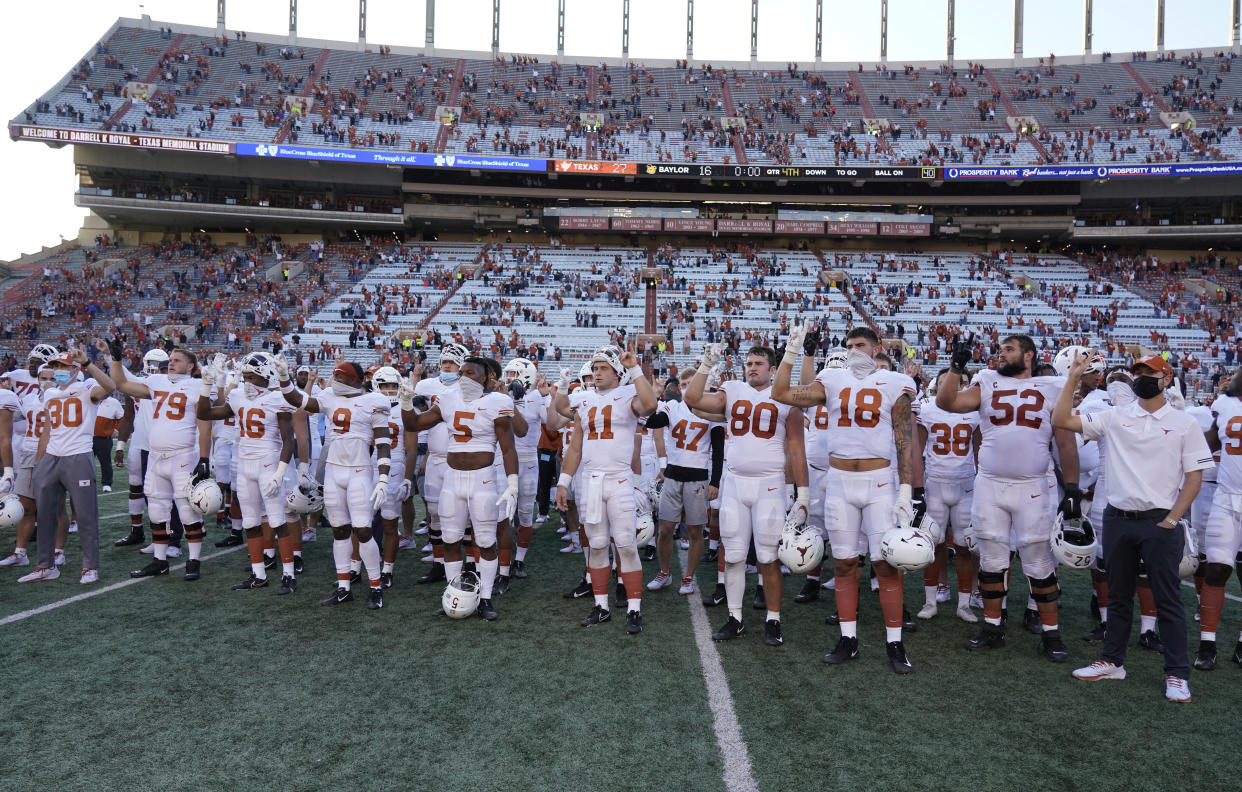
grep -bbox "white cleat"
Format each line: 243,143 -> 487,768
17,566 -> 60,583
956,605 -> 979,623
139,543 -> 155,555
647,571 -> 673,591
917,602 -> 937,620
53,549 -> 66,567
678,577 -> 698,595
1164,675 -> 1192,703
397,536 -> 418,550
936,584 -> 951,603
821,577 -> 836,590
165,545 -> 181,558
0,550 -> 30,567
68,521 -> 78,534
80,568 -> 99,585
559,540 -> 582,554
302,530 -> 317,542
1072,659 -> 1127,681
102,485 -> 112,493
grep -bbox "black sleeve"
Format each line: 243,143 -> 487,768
709,425 -> 726,488
644,411 -> 670,429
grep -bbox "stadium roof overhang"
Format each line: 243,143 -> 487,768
75,194 -> 403,231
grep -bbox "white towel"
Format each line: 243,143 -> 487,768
581,472 -> 605,525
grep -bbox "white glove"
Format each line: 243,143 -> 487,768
261,461 -> 288,498
371,473 -> 389,510
558,367 -> 572,391
398,377 -> 415,410
785,484 -> 796,511
495,474 -> 519,521
200,365 -> 215,393
701,343 -> 721,368
272,355 -> 290,382
396,479 -> 412,502
785,487 -> 809,528
1165,378 -> 1186,411
784,322 -> 808,363
892,483 -> 914,529
297,462 -> 316,491
0,467 -> 13,496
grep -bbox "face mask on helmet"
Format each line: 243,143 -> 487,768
845,348 -> 877,380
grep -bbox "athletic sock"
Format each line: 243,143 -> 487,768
478,556 -> 499,598
885,626 -> 902,642
766,610 -> 780,622
840,620 -> 858,639
333,538 -> 352,590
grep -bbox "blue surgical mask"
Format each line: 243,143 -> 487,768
440,372 -> 459,385
53,370 -> 72,386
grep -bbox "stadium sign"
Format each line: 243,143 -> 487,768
558,215 -> 930,236
11,125 -> 232,154
235,142 -> 544,171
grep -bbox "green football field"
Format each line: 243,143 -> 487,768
2,488 -> 1239,792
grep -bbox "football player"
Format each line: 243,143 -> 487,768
406,356 -> 519,620
793,345 -> 843,604
936,334 -> 1079,662
773,327 -> 918,672
1198,368 -> 1242,669
0,366 -> 52,568
496,357 -> 543,589
114,348 -> 166,548
2,343 -> 57,398
691,343 -> 808,648
110,344 -> 212,581
412,344 -> 468,585
369,366 -> 416,588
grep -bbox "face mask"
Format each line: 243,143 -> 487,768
1107,380 -> 1136,407
459,377 -> 484,403
243,383 -> 260,400
664,387 -> 682,402
331,379 -> 362,397
167,373 -> 188,383
53,370 -> 72,386
1131,375 -> 1163,400
845,348 -> 877,380
440,371 -> 459,385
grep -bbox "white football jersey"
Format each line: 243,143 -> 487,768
227,388 -> 294,460
974,369 -> 1065,480
1187,403 -> 1218,484
317,390 -> 391,467
1211,395 -> 1242,493
4,369 -> 38,399
805,403 -> 831,469
44,378 -> 100,456
658,399 -> 713,470
720,380 -> 797,477
0,388 -> 22,461
512,390 -> 545,458
383,401 -> 406,458
916,398 -> 979,480
816,367 -> 916,461
570,384 -> 641,473
415,377 -> 457,455
141,374 -> 202,452
436,389 -> 514,454
18,390 -> 46,455
128,373 -> 153,452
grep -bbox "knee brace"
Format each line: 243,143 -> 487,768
184,522 -> 204,541
150,521 -> 168,540
978,569 -> 1007,597
1204,561 -> 1233,588
1029,572 -> 1060,603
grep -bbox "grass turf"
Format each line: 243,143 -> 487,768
1,495 -> 1239,792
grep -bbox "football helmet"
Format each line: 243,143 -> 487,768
287,480 -> 324,514
1178,518 -> 1199,579
590,345 -> 626,381
578,361 -> 594,383
187,479 -> 223,516
143,348 -> 170,375
635,512 -> 655,546
0,494 -> 24,529
504,358 -> 538,390
1050,513 -> 1097,570
372,366 -> 402,402
960,523 -> 980,556
823,348 -> 848,370
439,343 -> 469,368
914,511 -> 943,544
28,343 -> 59,364
442,571 -> 482,619
1052,345 -> 1106,377
880,524 -> 935,572
240,352 -> 277,383
777,523 -> 824,574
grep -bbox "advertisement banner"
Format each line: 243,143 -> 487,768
12,125 -> 232,154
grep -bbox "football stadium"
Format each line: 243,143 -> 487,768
3,2 -> 1242,790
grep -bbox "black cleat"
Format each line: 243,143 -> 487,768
320,586 -> 353,605
824,612 -> 840,626
130,559 -> 170,579
367,588 -> 384,610
886,641 -> 913,674
262,554 -> 277,570
1040,629 -> 1069,663
752,585 -> 766,611
477,598 -> 498,621
214,530 -> 243,548
512,560 -> 528,579
823,635 -> 860,664
763,618 -> 783,646
1194,639 -> 1218,671
1137,630 -> 1163,653
1232,641 -> 1242,666
580,604 -> 611,626
712,616 -> 745,641
348,569 -> 361,584
183,559 -> 201,581
794,578 -> 820,603
380,571 -> 393,589
966,622 -> 1006,651
626,610 -> 643,634
1083,621 -> 1107,642
700,547 -> 718,563
494,574 -> 510,596
232,573 -> 268,590
293,555 -> 304,575
417,564 -> 446,585
1023,608 -> 1042,635
703,582 -> 727,607
277,575 -> 297,595
564,578 -> 593,599
640,545 -> 657,562
115,531 -> 145,547
614,581 -> 628,610
902,608 -> 917,633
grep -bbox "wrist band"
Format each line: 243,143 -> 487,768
558,473 -> 572,488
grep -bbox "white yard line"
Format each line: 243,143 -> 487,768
1182,579 -> 1242,604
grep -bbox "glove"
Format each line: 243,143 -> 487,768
1058,483 -> 1083,519
411,394 -> 429,411
911,486 -> 927,527
261,461 -> 288,498
495,474 -> 519,521
0,467 -> 13,496
701,343 -> 721,368
1165,378 -> 1186,411
193,457 -> 211,485
785,484 -> 796,511
558,367 -> 572,391
396,479 -> 412,502
892,483 -> 914,529
786,487 -> 809,528
508,379 -> 526,400
371,473 -> 389,510
803,326 -> 821,357
784,322 -> 807,363
297,461 -> 316,491
272,355 -> 290,383
949,333 -> 974,374
107,336 -> 124,362
201,364 -> 216,390
398,378 -> 415,410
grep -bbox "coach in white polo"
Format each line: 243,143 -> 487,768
1052,351 -> 1212,702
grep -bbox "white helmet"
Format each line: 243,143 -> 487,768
187,479 -> 223,516
442,571 -> 482,619
286,480 -> 324,514
1178,518 -> 1199,579
635,512 -> 655,545
590,345 -> 627,382
240,352 -> 276,383
1050,514 -> 1097,570
143,348 -> 170,375
0,494 -> 24,529
1052,345 -> 1106,377
504,358 -> 538,389
777,523 -> 825,574
880,524 -> 935,571
960,523 -> 980,556
372,366 -> 402,402
915,511 -> 944,544
578,361 -> 594,384
439,343 -> 469,368
28,343 -> 59,364
823,348 -> 848,370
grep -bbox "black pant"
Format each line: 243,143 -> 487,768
92,436 -> 113,488
1101,506 -> 1190,678
537,452 -> 558,517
